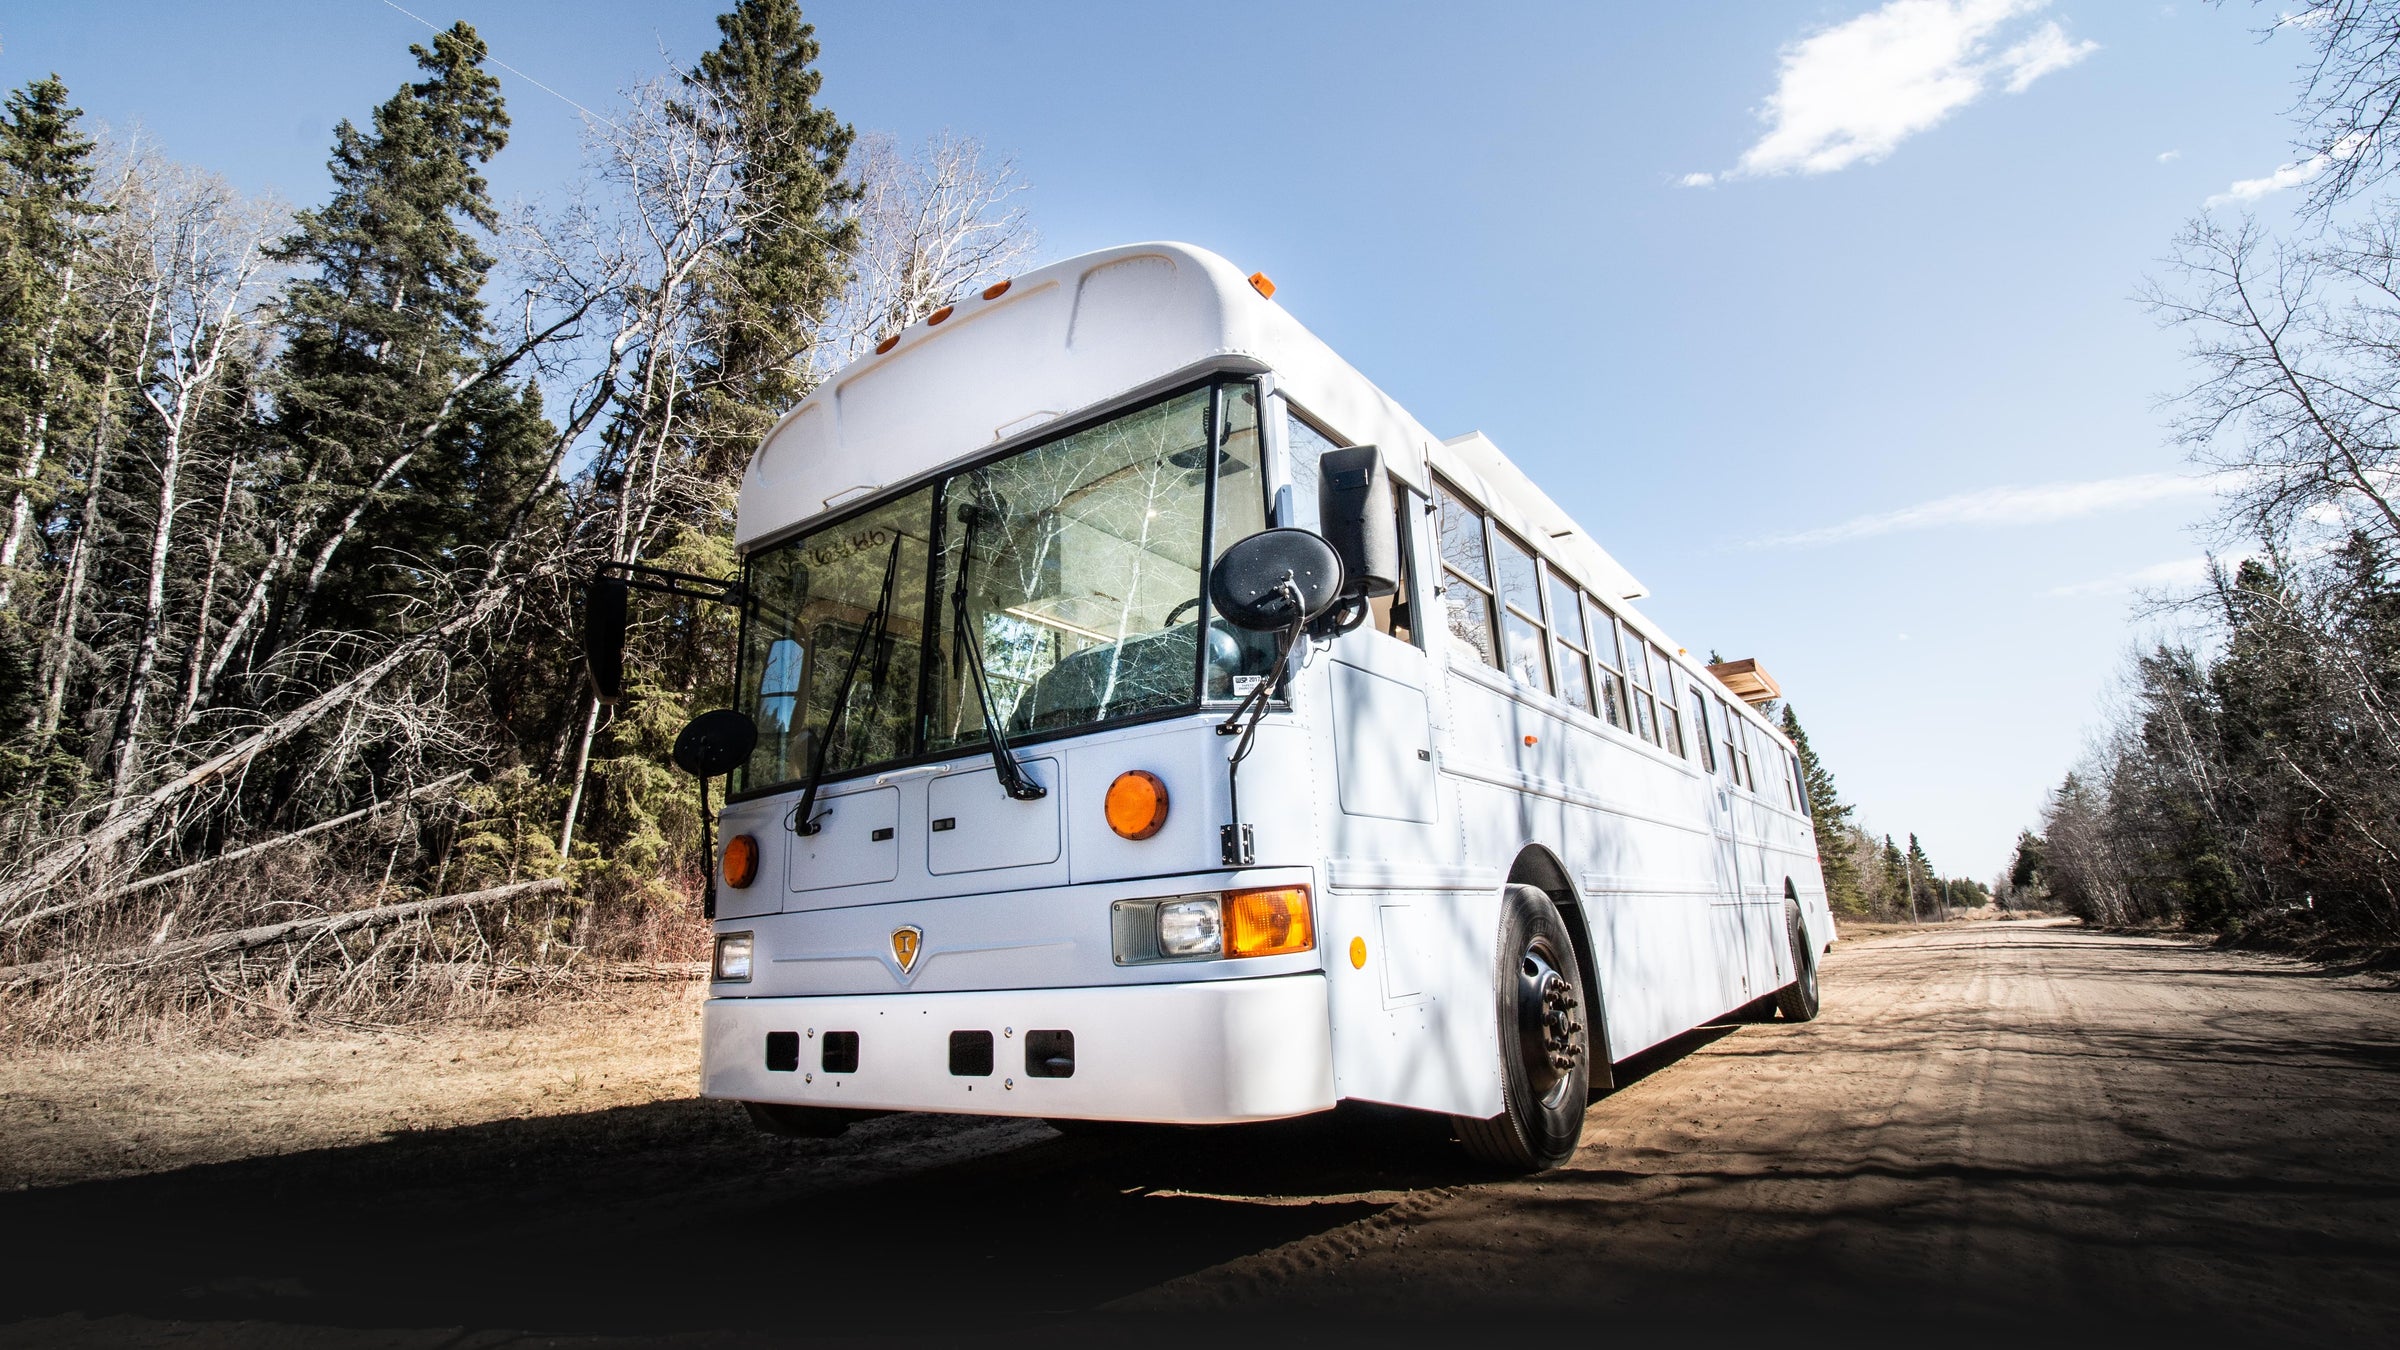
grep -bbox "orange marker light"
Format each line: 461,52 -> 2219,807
1523,734 -> 1539,747
722,833 -> 760,889
875,334 -> 900,354
1349,936 -> 1368,969
982,279 -> 1012,301
1104,770 -> 1170,840
1248,271 -> 1276,299
927,305 -> 955,326
1226,886 -> 1314,958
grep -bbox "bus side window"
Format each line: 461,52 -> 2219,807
1548,574 -> 1596,716
1434,477 -> 1499,669
1492,527 -> 1553,693
1790,751 -> 1809,815
1623,635 -> 1658,744
1589,602 -> 1633,732
1285,408 -> 1338,537
1717,696 -> 1744,787
1653,646 -> 1685,756
1688,686 -> 1717,773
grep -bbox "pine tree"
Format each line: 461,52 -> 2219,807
0,73 -> 103,613
1780,704 -> 1864,914
265,22 -> 545,648
1905,833 -> 1934,921
678,0 -> 859,459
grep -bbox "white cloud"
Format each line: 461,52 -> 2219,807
1998,21 -> 2097,93
2206,130 -> 2370,207
1715,0 -> 2097,180
2157,149 -> 2182,163
1752,471 -> 2231,548
2208,156 -> 2331,206
1678,172 -> 1717,188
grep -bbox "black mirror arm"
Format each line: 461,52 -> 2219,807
1214,578 -> 1308,866
593,560 -> 746,607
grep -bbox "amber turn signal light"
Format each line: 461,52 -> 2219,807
1104,770 -> 1170,840
722,833 -> 759,889
1226,886 -> 1313,958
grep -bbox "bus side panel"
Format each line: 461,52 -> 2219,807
1321,886 -> 1505,1119
1445,675 -> 1755,1063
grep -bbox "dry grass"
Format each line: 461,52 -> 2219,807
0,820 -> 708,1051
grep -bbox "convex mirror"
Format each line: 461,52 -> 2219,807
674,709 -> 759,778
1210,528 -> 1345,631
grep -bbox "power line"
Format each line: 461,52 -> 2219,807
375,0 -> 619,129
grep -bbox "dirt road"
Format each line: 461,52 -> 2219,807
3,922 -> 2395,1347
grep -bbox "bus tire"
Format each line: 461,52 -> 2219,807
1773,899 -> 1821,1022
743,1100 -> 861,1138
1453,884 -> 1591,1172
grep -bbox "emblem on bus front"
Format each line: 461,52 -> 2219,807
890,925 -> 924,974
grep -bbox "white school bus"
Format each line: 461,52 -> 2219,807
670,242 -> 1833,1170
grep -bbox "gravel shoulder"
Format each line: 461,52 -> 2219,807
3,921 -> 2396,1347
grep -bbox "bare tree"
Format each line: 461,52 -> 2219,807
814,130 -> 1036,373
94,156 -> 285,808
2151,210 -> 2400,548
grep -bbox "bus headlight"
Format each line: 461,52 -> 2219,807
1155,897 -> 1223,957
713,932 -> 754,982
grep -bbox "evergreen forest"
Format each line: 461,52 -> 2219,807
0,3 -> 1035,1037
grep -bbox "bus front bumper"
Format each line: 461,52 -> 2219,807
702,972 -> 1335,1125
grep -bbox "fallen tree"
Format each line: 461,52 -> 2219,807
0,770 -> 473,936
0,876 -> 565,989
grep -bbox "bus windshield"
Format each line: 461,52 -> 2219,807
731,383 -> 1270,796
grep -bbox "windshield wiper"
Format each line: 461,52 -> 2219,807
792,533 -> 905,836
948,500 -> 1047,802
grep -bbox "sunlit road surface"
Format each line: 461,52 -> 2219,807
3,921 -> 2395,1347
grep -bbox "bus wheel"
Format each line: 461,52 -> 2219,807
1453,884 -> 1590,1172
1773,899 -> 1821,1022
743,1101 -> 862,1138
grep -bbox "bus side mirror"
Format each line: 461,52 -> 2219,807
586,575 -> 630,705
1210,528 -> 1346,631
674,708 -> 759,778
1317,445 -> 1399,601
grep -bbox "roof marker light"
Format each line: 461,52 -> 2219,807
927,305 -> 954,326
875,334 -> 900,355
982,279 -> 1012,300
1248,271 -> 1276,299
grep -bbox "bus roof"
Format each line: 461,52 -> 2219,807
732,241 -> 1783,739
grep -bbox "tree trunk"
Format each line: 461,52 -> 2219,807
174,466 -> 240,728
0,259 -> 80,612
556,693 -> 601,860
104,403 -> 189,810
0,876 -> 566,988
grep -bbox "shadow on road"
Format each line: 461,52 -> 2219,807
0,1085 -> 1496,1340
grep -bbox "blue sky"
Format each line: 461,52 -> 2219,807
1,2 -> 2326,878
